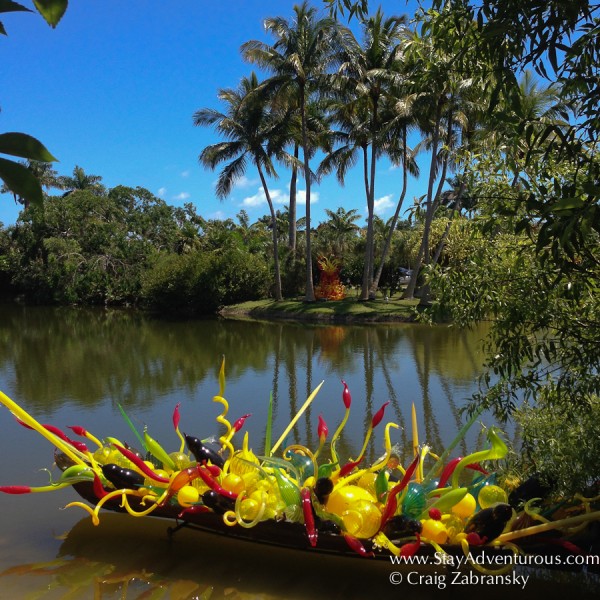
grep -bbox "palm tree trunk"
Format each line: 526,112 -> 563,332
411,110 -> 453,303
404,101 -> 443,300
300,86 -> 316,302
361,103 -> 378,301
288,143 -> 299,254
258,166 -> 283,301
362,145 -> 370,201
423,118 -> 453,262
404,153 -> 451,301
372,126 -> 408,294
360,143 -> 376,301
369,142 -> 377,289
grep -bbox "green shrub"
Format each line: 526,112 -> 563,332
280,250 -> 305,298
142,247 -> 270,315
512,392 -> 600,495
141,252 -> 206,314
203,246 -> 270,308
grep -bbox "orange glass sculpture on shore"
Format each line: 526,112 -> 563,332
315,255 -> 346,301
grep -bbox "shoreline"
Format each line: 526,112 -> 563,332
0,295 -> 422,325
218,298 -> 421,325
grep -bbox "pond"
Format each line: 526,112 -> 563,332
0,303 -> 597,599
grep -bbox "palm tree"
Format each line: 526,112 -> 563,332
27,160 -> 62,193
370,81 -> 419,295
402,56 -> 559,303
324,8 -> 407,299
59,165 -> 105,196
401,9 -> 488,301
257,208 -> 289,244
271,91 -> 336,256
236,209 -> 250,230
321,206 -> 361,256
194,73 -> 289,300
518,70 -> 563,121
267,89 -> 302,255
242,1 -> 344,302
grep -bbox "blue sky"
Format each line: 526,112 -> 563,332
1,0 -> 424,228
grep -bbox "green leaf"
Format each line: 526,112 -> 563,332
548,42 -> 558,72
582,181 -> 600,197
33,0 -> 67,28
0,156 -> 43,207
0,0 -> 31,14
552,197 -> 584,212
0,132 -> 57,161
0,0 -> 30,33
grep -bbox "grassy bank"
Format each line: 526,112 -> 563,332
219,296 -> 420,324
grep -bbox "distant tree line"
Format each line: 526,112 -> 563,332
0,164 -> 459,312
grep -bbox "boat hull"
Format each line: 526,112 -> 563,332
72,482 -> 599,571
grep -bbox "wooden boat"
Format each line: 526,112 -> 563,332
71,479 -> 600,573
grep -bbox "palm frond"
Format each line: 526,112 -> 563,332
241,43 -> 280,71
192,108 -> 227,128
215,154 -> 248,199
318,145 -> 358,185
286,52 -> 305,80
264,16 -> 292,40
199,142 -> 243,170
274,148 -> 304,173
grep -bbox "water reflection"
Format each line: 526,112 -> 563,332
0,304 -> 595,598
0,305 -> 274,411
0,305 -> 485,401
2,515 -> 599,600
1,303 -> 521,599
0,303 -> 491,458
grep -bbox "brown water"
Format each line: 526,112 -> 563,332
0,303 -> 597,599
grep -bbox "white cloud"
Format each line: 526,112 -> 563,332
240,186 -> 319,209
233,175 -> 258,189
157,187 -> 167,197
181,170 -> 190,178
241,186 -> 285,208
241,189 -> 268,208
173,192 -> 191,201
208,210 -> 226,220
272,189 -> 287,205
373,194 -> 395,216
297,189 -> 319,205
